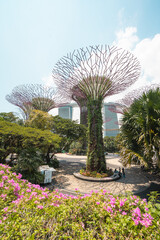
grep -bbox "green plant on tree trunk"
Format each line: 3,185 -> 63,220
87,97 -> 106,172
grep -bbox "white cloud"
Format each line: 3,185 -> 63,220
134,34 -> 160,85
114,27 -> 139,50
110,28 -> 160,102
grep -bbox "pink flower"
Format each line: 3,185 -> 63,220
8,179 -> 15,184
106,206 -> 113,213
2,175 -> 8,180
12,199 -> 20,205
37,205 -> 43,209
14,183 -> 21,192
3,207 -> 8,212
133,207 -> 141,217
51,203 -> 59,207
145,207 -> 149,211
96,202 -> 100,205
122,211 -> 127,215
26,189 -> 31,192
0,194 -> 7,199
0,220 -> 2,224
16,173 -> 22,179
120,200 -> 125,207
75,188 -> 78,191
140,219 -> 152,228
0,170 -> 5,175
0,182 -> 4,187
133,219 -> 140,225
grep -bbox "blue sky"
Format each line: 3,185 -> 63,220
0,0 -> 160,114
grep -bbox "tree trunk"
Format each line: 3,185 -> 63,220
86,98 -> 106,172
80,105 -> 88,126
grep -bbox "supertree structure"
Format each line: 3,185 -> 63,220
53,45 -> 141,172
6,84 -> 59,119
111,84 -> 160,115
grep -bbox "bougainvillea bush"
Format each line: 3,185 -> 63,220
0,164 -> 160,239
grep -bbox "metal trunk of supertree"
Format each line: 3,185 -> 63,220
53,45 -> 141,172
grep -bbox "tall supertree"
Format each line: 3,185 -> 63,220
6,84 -> 59,119
53,45 -> 141,172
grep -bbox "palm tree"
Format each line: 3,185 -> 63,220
120,88 -> 160,169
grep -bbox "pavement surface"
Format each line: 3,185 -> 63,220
46,153 -> 160,200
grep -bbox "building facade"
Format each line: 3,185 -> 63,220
52,102 -> 120,137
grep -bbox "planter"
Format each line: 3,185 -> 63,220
73,172 -> 121,182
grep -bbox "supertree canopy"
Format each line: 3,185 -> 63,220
53,45 -> 141,172
6,84 -> 58,119
111,84 -> 160,115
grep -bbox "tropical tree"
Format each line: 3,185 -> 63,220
0,112 -> 23,125
52,115 -> 86,152
25,110 -> 53,130
104,136 -> 118,153
120,88 -> 160,169
53,45 -> 140,172
0,120 -> 61,164
25,110 -> 87,152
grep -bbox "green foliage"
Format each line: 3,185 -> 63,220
0,112 -> 24,125
69,140 -> 86,155
12,146 -> 44,184
87,98 -> 106,172
0,164 -> 160,239
0,119 -> 61,163
26,111 -> 87,153
80,168 -> 113,178
120,89 -> 160,169
52,115 -> 87,152
25,109 -> 53,130
47,156 -> 59,168
104,136 -> 119,153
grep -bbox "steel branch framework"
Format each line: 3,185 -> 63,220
53,45 -> 141,101
6,84 -> 60,118
112,84 -> 160,114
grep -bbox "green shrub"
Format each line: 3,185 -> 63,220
80,168 -> 113,178
12,147 -> 44,184
103,136 -> 119,153
0,164 -> 160,239
69,141 -> 86,155
48,156 -> 59,168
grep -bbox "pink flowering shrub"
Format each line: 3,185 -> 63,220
0,163 -> 160,239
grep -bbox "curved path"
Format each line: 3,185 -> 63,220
48,153 -> 154,198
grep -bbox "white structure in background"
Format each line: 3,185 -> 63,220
50,102 -> 122,137
38,165 -> 56,184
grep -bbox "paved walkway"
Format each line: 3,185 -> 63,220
48,153 -> 151,196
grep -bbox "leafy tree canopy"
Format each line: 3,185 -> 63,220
104,136 -> 119,153
0,112 -> 23,125
25,110 -> 53,130
0,119 -> 62,163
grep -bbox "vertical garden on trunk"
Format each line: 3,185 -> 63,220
53,45 -> 141,173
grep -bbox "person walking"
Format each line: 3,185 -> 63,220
122,168 -> 125,178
